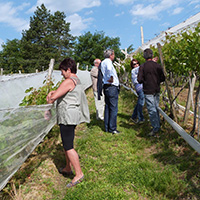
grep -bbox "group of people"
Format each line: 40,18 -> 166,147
46,48 -> 165,188
90,48 -> 165,136
130,49 -> 165,136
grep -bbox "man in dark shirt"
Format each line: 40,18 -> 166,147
137,48 -> 165,136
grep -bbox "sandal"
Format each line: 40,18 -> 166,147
66,175 -> 84,188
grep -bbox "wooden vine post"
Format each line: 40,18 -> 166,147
190,80 -> 200,136
157,43 -> 177,122
47,58 -> 55,83
198,92 -> 200,140
183,73 -> 196,125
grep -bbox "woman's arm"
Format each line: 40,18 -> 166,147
131,69 -> 139,85
46,79 -> 75,104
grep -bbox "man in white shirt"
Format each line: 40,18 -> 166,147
101,49 -> 120,134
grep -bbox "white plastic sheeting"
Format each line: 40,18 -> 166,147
0,70 -> 92,109
137,12 -> 200,51
0,71 -> 60,109
0,69 -> 92,191
158,108 -> 200,154
0,104 -> 56,191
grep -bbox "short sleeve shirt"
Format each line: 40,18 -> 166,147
101,58 -> 119,86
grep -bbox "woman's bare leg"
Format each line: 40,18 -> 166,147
66,148 -> 84,183
61,150 -> 72,172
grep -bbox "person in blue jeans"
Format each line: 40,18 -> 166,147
137,49 -> 165,136
130,59 -> 145,124
101,49 -> 120,134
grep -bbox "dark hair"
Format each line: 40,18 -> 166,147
59,58 -> 77,74
130,59 -> 140,69
143,48 -> 153,60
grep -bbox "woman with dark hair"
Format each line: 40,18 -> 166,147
46,58 -> 90,188
59,57 -> 77,73
130,59 -> 145,124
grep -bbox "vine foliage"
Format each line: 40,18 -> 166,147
19,80 -> 61,106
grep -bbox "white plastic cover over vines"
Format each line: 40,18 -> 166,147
0,69 -> 92,191
0,70 -> 91,109
136,12 -> 200,51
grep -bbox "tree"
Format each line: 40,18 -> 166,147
20,4 -> 74,72
127,44 -> 134,54
0,39 -> 23,73
73,31 -> 123,68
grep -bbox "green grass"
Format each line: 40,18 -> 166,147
1,87 -> 200,200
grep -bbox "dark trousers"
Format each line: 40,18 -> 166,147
103,85 -> 119,132
59,124 -> 76,151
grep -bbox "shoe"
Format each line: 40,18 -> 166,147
97,117 -> 104,121
138,119 -> 145,124
130,118 -> 138,123
111,130 -> 120,134
58,168 -> 74,177
148,130 -> 156,137
66,175 -> 84,188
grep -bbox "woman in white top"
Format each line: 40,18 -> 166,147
130,59 -> 145,124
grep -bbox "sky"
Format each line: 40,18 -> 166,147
0,0 -> 199,51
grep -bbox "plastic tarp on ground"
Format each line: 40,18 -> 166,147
0,70 -> 92,191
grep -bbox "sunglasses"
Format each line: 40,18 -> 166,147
132,63 -> 138,65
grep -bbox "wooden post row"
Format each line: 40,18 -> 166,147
157,43 -> 178,122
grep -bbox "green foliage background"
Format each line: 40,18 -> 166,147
0,4 -> 124,74
73,31 -> 124,69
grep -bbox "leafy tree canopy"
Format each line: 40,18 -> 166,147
73,31 -> 124,69
21,4 -> 74,72
125,44 -> 134,54
0,39 -> 23,73
0,4 -> 74,73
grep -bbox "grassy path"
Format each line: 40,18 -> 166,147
1,87 -> 200,200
